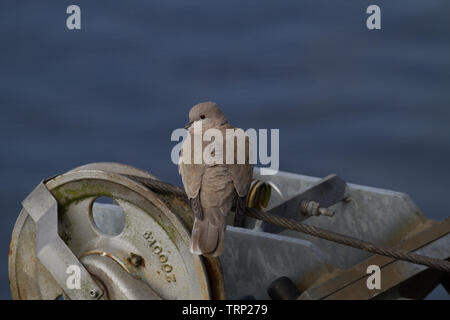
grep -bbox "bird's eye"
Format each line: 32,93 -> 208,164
200,115 -> 206,119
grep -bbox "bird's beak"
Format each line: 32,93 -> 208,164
184,121 -> 193,129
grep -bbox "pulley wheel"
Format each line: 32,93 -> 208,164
9,163 -> 225,299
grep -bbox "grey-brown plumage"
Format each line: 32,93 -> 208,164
179,102 -> 253,257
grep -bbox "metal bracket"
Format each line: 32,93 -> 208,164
260,174 -> 347,233
298,219 -> 450,300
81,254 -> 162,300
22,182 -> 104,300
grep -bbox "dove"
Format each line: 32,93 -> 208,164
178,102 -> 253,257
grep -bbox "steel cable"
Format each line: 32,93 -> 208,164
127,175 -> 450,273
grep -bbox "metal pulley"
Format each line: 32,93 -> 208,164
9,163 -> 449,300
9,163 -> 225,300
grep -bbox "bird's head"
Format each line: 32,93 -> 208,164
185,101 -> 227,131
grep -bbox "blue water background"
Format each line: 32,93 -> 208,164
0,1 -> 449,299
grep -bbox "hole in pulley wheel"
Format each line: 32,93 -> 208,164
91,196 -> 126,236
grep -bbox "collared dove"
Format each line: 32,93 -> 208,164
179,102 -> 253,257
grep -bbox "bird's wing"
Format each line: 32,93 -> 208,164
224,126 -> 254,197
189,194 -> 203,220
179,162 -> 204,199
178,133 -> 205,199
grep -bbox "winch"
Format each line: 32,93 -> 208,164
8,163 -> 450,299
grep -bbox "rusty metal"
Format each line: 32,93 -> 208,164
72,163 -> 226,300
128,253 -> 144,268
9,163 -> 449,300
9,163 -> 226,300
298,218 -> 450,299
247,180 -> 272,209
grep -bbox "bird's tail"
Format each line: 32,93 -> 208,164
190,207 -> 227,257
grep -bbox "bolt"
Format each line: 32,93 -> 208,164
89,289 -> 99,298
128,253 -> 144,267
318,207 -> 335,217
300,200 -> 334,217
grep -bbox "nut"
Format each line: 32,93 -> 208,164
89,289 -> 99,298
